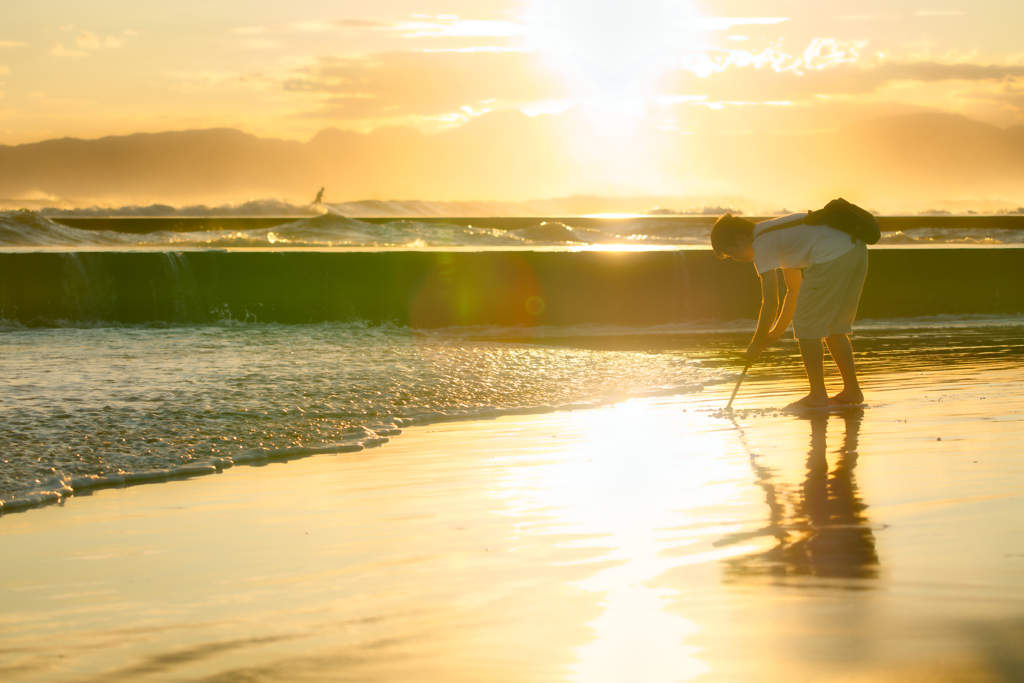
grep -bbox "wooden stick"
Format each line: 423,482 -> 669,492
725,364 -> 750,410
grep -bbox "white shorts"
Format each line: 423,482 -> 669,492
793,241 -> 869,340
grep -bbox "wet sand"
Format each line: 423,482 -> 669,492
1,356 -> 1023,682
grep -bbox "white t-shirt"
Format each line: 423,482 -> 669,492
752,212 -> 857,274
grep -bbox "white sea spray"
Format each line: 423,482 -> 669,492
0,210 -> 715,248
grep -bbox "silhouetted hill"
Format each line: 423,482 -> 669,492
1,128 -> 307,202
1,110 -> 1022,208
846,113 -> 1024,183
684,112 -> 1024,207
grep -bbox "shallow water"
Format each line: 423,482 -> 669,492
1,357 -> 1022,683
0,323 -> 717,503
4,317 -> 1023,510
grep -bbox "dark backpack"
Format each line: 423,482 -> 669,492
756,198 -> 881,245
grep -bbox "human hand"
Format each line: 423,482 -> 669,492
745,341 -> 764,363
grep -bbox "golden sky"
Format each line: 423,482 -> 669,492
2,0 -> 1022,144
2,1 -> 1023,207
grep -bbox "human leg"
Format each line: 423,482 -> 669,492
787,337 -> 830,409
791,243 -> 868,410
790,255 -> 843,410
825,243 -> 868,404
825,334 -> 863,404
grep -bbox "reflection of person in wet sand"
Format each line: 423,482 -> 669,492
313,187 -> 324,205
712,211 -> 868,410
719,410 -> 879,581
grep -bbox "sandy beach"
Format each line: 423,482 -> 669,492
1,346 -> 1022,683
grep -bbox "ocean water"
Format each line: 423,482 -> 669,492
2,211 -> 707,248
0,322 -> 720,508
3,208 -> 1024,513
4,315 -> 1023,512
2,209 -> 1024,248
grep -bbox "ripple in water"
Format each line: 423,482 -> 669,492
0,323 -> 719,504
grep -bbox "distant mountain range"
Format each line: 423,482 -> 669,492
24,195 -> 779,218
1,110 -> 1022,212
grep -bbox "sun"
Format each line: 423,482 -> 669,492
525,0 -> 700,97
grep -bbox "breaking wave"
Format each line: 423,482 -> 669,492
0,210 -> 716,248
4,209 -> 1024,249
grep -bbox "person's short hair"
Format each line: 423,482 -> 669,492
711,214 -> 755,258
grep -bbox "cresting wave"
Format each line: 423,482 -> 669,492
1,210 -> 715,248
3,210 -> 1024,248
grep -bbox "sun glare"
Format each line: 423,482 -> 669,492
526,0 -> 699,99
515,0 -> 707,188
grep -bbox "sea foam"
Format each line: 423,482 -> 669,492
0,210 -> 716,248
0,322 -> 718,514
4,209 -> 1024,249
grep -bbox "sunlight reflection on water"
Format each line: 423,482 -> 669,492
485,402 -> 765,681
1,358 -> 1023,681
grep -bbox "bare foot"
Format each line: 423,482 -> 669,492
830,388 -> 864,405
785,394 -> 831,410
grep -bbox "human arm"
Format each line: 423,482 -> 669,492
765,267 -> 802,346
746,269 -> 780,361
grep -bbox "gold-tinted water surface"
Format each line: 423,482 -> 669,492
1,346 -> 1023,682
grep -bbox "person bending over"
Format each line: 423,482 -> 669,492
711,212 -> 868,410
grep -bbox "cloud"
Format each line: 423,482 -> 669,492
231,16 -> 528,41
393,19 -> 529,38
232,19 -> 389,35
658,58 -> 1024,108
282,50 -> 563,120
804,39 -> 867,70
678,39 -> 867,78
0,41 -> 28,48
156,31 -> 1024,138
0,65 -> 8,75
914,10 -> 966,17
49,43 -> 88,58
71,29 -> 127,51
77,31 -> 101,48
672,42 -> 1024,96
273,44 -> 1023,127
873,61 -> 1024,84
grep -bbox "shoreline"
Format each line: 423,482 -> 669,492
0,389 -> 709,518
3,321 -> 1023,517
1,356 -> 1022,681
